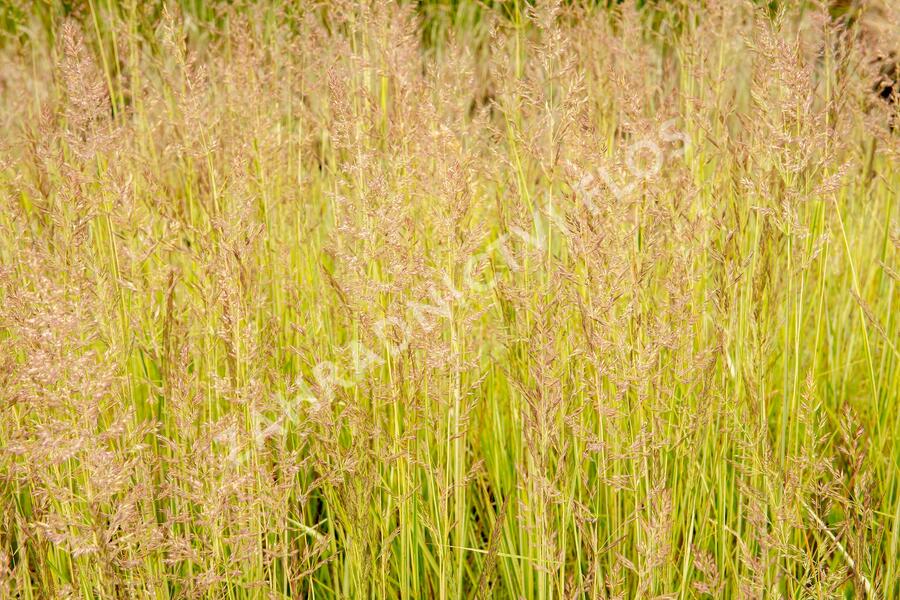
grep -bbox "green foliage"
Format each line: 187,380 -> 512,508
0,0 -> 898,598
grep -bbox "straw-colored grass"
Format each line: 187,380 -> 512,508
0,1 -> 898,597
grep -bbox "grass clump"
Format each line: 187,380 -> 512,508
0,0 -> 899,598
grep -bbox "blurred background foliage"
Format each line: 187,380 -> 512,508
0,0 -> 840,51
